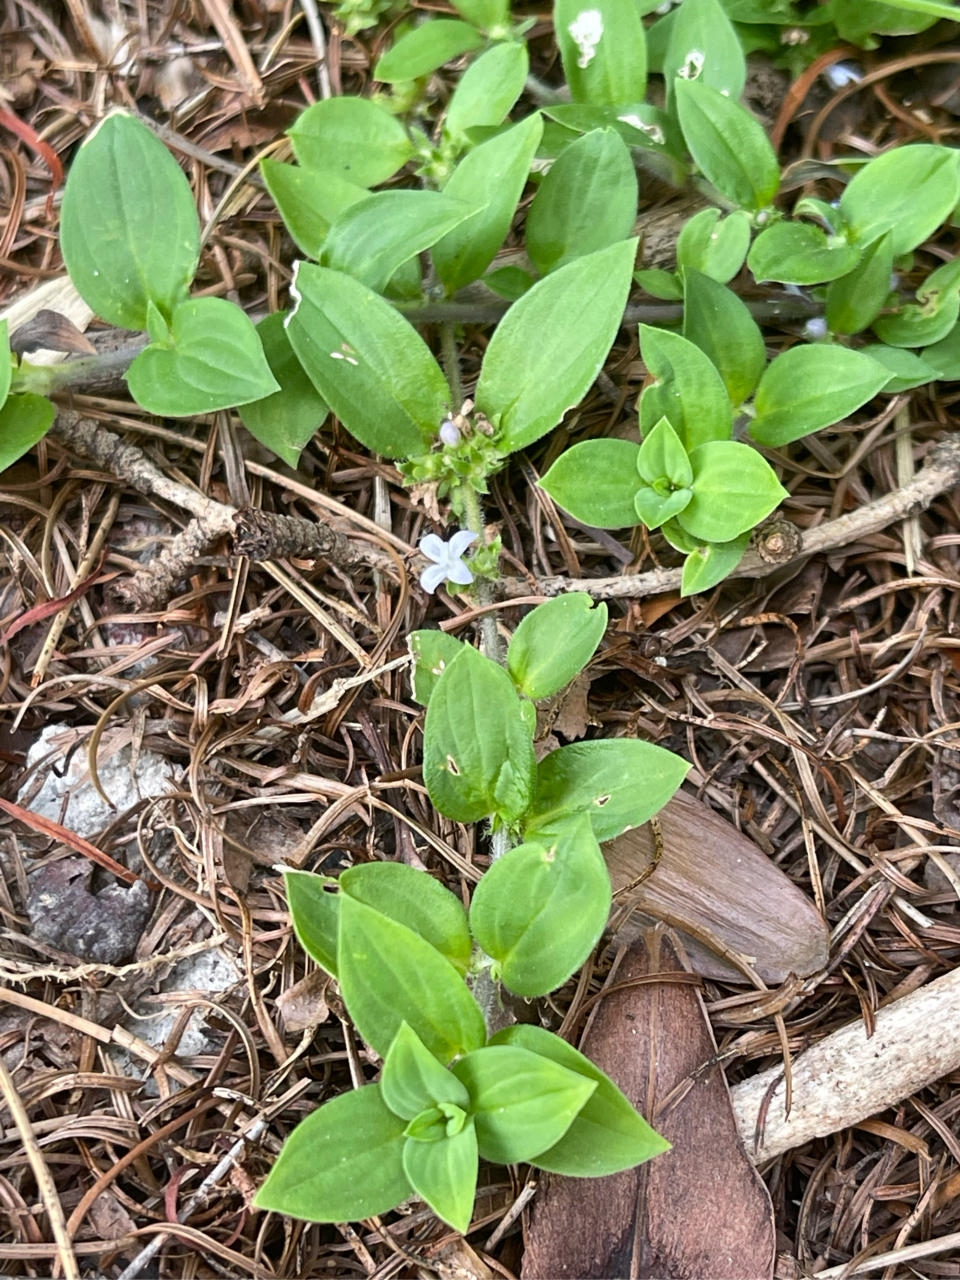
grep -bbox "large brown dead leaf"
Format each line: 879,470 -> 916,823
522,930 -> 776,1280
604,789 -> 828,983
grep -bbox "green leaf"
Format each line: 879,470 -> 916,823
923,322 -> 960,379
423,644 -> 536,824
452,1045 -> 596,1163
746,221 -> 861,285
507,594 -> 607,700
638,324 -> 732,450
839,144 -> 960,258
260,159 -> 366,259
283,869 -> 340,976
681,532 -> 750,595
751,344 -> 893,446
523,738 -> 689,842
675,78 -> 779,211
554,0 -> 647,106
60,113 -> 199,330
544,102 -> 684,162
490,1025 -> 670,1175
323,190 -> 475,293
873,257 -> 960,348
676,440 -> 786,542
432,113 -> 543,293
634,483 -> 692,528
526,129 -> 637,276
468,815 -> 611,997
0,321 -> 10,411
637,415 -> 693,487
126,297 -> 279,416
477,239 -> 637,452
382,1023 -> 471,1120
340,862 -> 473,975
540,439 -> 643,529
484,265 -> 535,300
402,1122 -> 478,1234
861,344 -> 938,393
664,0 -> 745,108
825,230 -> 895,335
409,630 -> 467,706
676,207 -> 751,285
635,268 -> 684,300
449,0 -> 509,30
239,312 -> 328,466
289,97 -> 414,187
682,268 -> 766,406
445,42 -> 529,147
285,261 -> 448,458
0,393 -> 56,472
338,895 -> 486,1062
375,20 -> 484,82
254,1085 -> 409,1221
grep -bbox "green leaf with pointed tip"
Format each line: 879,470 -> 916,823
0,393 -> 55,472
239,312 -> 328,467
681,532 -> 750,595
484,265 -> 535,300
526,129 -> 637,276
285,262 -> 448,458
682,268 -> 766,406
676,440 -> 786,543
338,895 -> 485,1062
664,0 -> 745,108
453,1045 -> 596,1163
555,0 -> 647,106
432,114 -> 543,293
750,344 -> 892,446
523,739 -> 689,843
283,870 -> 340,976
507,594 -> 607,701
260,159 -> 366,259
635,268 -> 683,300
861,344 -> 938,393
382,1023 -> 471,1121
675,78 -> 779,212
839,144 -> 960,258
423,643 -> 535,824
289,97 -> 414,187
676,207 -> 751,285
340,862 -> 473,975
60,113 -> 199,330
634,484 -> 692,528
254,1085 -> 409,1221
825,230 -> 894,336
374,20 -> 484,82
0,321 -> 10,410
540,439 -> 643,529
469,815 -> 611,997
637,416 -> 692,487
923,322 -> 960,379
409,630 -> 467,706
323,190 -> 475,293
873,257 -> 960,349
445,42 -> 529,147
638,324 -> 732,450
490,1025 -> 670,1176
747,221 -> 861,285
478,239 -> 637,453
402,1122 -> 478,1234
126,297 -> 279,416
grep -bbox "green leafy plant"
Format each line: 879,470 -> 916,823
256,594 -> 686,1231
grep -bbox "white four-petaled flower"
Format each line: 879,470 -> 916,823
418,530 -> 478,594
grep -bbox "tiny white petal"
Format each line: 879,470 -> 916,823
419,534 -> 447,563
449,529 -> 479,558
420,564 -> 448,594
446,560 -> 475,586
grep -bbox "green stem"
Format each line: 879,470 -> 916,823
11,342 -> 149,396
440,320 -> 463,409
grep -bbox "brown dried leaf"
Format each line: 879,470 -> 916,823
275,968 -> 331,1033
605,790 -> 828,983
522,930 -> 776,1280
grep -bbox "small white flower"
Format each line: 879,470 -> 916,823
823,62 -> 863,90
804,317 -> 829,342
439,419 -> 462,447
419,530 -> 478,594
568,10 -> 603,69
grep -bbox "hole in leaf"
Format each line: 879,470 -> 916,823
595,794 -> 612,807
446,755 -> 461,776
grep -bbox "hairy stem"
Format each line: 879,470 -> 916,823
440,320 -> 463,409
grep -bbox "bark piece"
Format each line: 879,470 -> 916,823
522,931 -> 776,1280
604,790 -> 828,983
